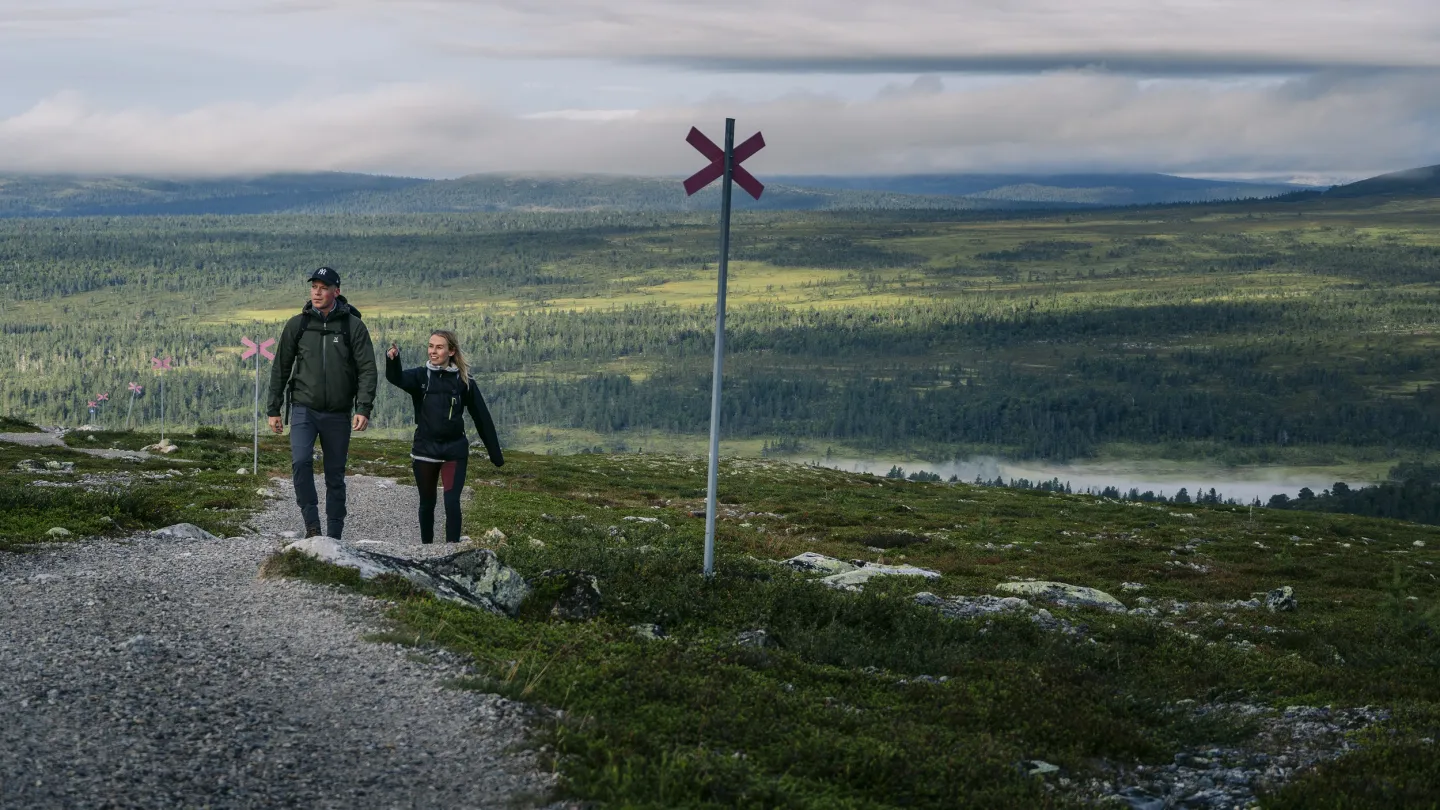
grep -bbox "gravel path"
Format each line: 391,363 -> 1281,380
252,473 -> 487,559
1,473 -> 557,809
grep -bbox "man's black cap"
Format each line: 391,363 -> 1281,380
308,266 -> 341,287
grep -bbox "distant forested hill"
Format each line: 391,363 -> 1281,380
0,170 -> 1313,218
770,172 -> 1310,205
0,172 -> 1013,218
1321,164 -> 1440,199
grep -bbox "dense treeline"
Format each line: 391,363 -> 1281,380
1268,464 -> 1440,526
3,202 -> 1440,460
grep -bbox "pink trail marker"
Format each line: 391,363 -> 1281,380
681,119 -> 767,577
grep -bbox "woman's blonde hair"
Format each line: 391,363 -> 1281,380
430,330 -> 471,381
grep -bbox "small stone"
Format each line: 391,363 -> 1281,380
736,629 -> 769,647
1120,582 -> 1147,591
1415,540 -> 1426,548
630,623 -> 666,641
482,527 -> 508,544
151,523 -> 221,542
1022,760 -> 1061,777
256,488 -> 278,498
46,527 -> 72,537
528,537 -> 546,548
236,467 -> 248,475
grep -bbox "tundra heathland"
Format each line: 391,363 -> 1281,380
261,438 -> 1440,808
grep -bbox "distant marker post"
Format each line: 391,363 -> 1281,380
151,356 -> 174,442
683,119 -> 766,577
240,337 -> 276,474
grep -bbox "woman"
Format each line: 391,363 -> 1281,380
386,331 -> 504,544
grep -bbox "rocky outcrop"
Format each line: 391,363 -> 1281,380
914,592 -> 1031,620
778,552 -> 941,591
780,552 -> 859,576
283,537 -> 530,616
995,580 -> 1126,613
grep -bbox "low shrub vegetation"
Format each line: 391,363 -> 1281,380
267,448 -> 1440,808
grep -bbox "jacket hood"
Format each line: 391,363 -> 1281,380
302,294 -> 361,319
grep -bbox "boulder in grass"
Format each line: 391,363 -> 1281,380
152,523 -> 221,542
412,547 -> 532,615
1265,585 -> 1297,612
780,552 -> 859,576
821,562 -> 941,592
283,537 -> 531,615
528,569 -> 602,621
46,527 -> 73,538
995,580 -> 1126,613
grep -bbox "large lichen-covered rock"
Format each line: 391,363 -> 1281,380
821,562 -> 941,592
994,580 -> 1126,613
283,538 -> 530,615
420,548 -> 531,615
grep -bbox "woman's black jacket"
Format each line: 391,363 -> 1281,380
385,356 -> 503,465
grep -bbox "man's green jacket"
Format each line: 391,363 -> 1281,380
266,296 -> 378,418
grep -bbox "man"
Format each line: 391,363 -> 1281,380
266,267 -> 378,539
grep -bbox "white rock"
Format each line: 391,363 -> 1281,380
995,581 -> 1126,613
1120,582 -> 1147,591
780,552 -> 859,576
1415,541 -> 1427,548
821,562 -> 941,591
528,537 -> 547,548
236,468 -> 248,475
256,488 -> 278,498
630,623 -> 667,641
151,523 -> 221,542
284,536 -> 391,578
46,527 -> 72,537
482,527 -> 508,543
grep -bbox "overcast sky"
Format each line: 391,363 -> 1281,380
1,0 -> 1437,181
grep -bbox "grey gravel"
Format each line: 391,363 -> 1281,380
1,473 -> 558,809
252,474 -> 483,560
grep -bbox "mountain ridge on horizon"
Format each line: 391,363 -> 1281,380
3,165 -> 1425,219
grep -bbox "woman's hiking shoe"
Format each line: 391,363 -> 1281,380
305,524 -> 324,538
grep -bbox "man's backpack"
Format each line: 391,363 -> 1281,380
283,311 -> 359,424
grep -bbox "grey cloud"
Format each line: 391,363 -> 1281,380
419,0 -> 1440,75
1,71 -> 1436,177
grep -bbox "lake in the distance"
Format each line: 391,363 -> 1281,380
802,455 -> 1378,503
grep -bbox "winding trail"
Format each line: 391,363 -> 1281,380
0,471 -> 557,809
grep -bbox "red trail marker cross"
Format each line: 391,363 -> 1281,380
682,118 -> 766,577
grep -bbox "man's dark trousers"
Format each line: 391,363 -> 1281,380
290,404 -> 351,538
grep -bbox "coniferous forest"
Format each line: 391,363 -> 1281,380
2,195 -> 1439,468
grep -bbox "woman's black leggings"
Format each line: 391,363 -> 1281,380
412,457 -> 468,544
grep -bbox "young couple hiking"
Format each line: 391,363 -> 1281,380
265,266 -> 503,544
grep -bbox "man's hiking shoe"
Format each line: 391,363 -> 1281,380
305,524 -> 323,538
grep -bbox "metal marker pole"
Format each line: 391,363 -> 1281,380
253,353 -> 260,475
159,374 -> 165,443
703,118 -> 736,578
